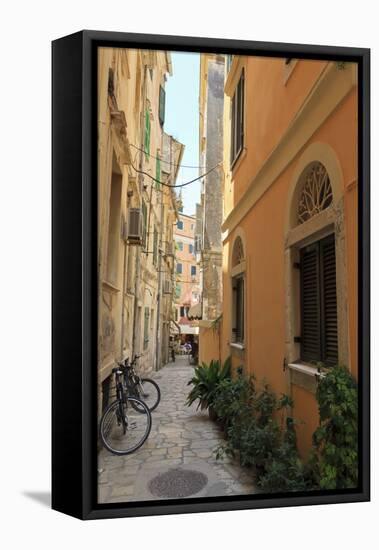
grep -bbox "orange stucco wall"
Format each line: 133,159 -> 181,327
222,58 -> 358,455
199,324 -> 222,366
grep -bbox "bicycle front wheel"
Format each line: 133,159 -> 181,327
100,397 -> 152,455
132,378 -> 161,412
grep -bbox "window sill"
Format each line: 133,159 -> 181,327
288,362 -> 325,395
229,342 -> 245,350
288,362 -> 325,379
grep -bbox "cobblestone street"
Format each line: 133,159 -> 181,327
98,356 -> 257,503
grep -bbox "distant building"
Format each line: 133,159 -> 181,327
97,48 -> 181,416
196,53 -> 225,363
173,212 -> 200,339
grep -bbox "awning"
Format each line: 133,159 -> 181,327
171,323 -> 199,335
187,302 -> 202,320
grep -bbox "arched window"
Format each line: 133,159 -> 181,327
232,236 -> 244,267
295,163 -> 337,366
231,237 -> 245,345
297,162 -> 333,225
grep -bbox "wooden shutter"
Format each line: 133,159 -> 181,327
300,242 -> 321,362
159,86 -> 165,126
155,155 -> 161,188
238,70 -> 245,154
320,235 -> 338,366
300,234 -> 338,366
230,93 -> 236,165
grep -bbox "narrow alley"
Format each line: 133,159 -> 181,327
98,356 -> 256,503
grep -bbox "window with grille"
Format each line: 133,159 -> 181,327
300,234 -> 338,366
232,274 -> 244,343
230,70 -> 245,167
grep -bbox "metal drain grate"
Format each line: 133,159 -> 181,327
148,468 -> 208,498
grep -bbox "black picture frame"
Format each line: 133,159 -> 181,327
52,30 -> 370,520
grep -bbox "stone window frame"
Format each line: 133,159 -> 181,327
284,142 -> 350,392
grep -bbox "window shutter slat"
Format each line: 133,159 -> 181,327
300,244 -> 321,362
320,235 -> 338,366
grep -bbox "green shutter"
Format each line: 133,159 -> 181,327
155,155 -> 161,189
143,306 -> 150,350
144,109 -> 151,158
159,86 -> 165,126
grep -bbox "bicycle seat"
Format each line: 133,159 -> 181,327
112,366 -> 123,374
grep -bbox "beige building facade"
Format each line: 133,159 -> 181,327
97,47 -> 181,414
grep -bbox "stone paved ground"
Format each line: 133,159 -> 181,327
98,356 -> 257,503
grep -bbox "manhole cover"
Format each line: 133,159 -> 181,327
148,468 -> 208,498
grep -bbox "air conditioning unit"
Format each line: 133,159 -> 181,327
163,279 -> 172,294
127,208 -> 143,244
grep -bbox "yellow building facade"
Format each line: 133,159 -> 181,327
221,56 -> 358,457
97,47 -> 180,414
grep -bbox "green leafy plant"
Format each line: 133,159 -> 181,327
186,357 -> 231,411
310,366 -> 358,490
257,418 -> 309,492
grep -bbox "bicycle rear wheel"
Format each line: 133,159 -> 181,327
100,397 -> 151,455
131,378 -> 161,412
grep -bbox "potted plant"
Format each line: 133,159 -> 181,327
186,358 -> 231,418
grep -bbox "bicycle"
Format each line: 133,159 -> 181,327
99,363 -> 152,455
123,354 -> 161,412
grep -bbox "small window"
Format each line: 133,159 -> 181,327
189,244 -> 194,254
177,242 -> 183,251
232,275 -> 244,344
177,220 -> 184,230
232,275 -> 245,344
230,70 -> 245,167
191,266 -> 196,276
176,263 -> 183,274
